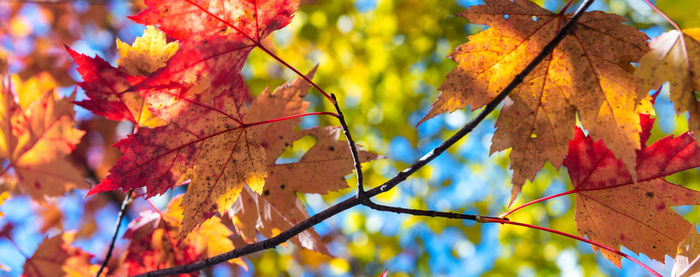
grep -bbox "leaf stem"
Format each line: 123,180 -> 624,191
254,44 -> 333,101
482,218 -> 662,277
1,234 -> 28,259
243,111 -> 338,127
499,189 -> 578,218
642,0 -> 682,32
558,0 -> 575,14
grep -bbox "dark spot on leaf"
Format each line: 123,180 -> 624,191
204,40 -> 209,44
221,28 -> 226,32
164,8 -> 169,12
329,146 -> 335,151
263,190 -> 270,196
652,245 -> 657,249
646,192 -> 653,198
280,184 -> 286,189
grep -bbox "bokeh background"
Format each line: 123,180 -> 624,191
0,0 -> 698,276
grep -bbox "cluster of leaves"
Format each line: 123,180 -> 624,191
1,0 -> 700,276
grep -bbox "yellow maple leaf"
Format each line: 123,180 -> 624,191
117,25 -> 179,76
11,72 -> 56,109
421,0 -> 652,204
636,28 -> 700,140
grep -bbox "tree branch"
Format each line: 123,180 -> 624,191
136,1 -> 595,276
363,201 -> 505,222
330,93 -> 369,202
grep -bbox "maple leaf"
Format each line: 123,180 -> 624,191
563,113 -> 700,266
23,232 -> 100,277
0,73 -> 87,200
123,195 -> 244,276
116,25 -> 179,76
635,28 -> 700,140
232,126 -> 380,254
67,26 -> 176,128
672,227 -> 700,277
127,0 -> 300,94
421,0 -> 652,204
89,73 -> 265,237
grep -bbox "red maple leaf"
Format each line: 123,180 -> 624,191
128,0 -> 300,95
67,47 -> 146,124
564,113 -> 700,266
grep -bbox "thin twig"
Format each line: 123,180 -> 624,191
95,191 -> 132,277
136,1 -> 595,276
330,93 -> 368,202
363,201 -> 505,222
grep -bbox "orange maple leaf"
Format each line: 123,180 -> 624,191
564,114 -> 700,266
0,72 -> 87,200
421,0 -> 652,204
635,28 -> 700,140
23,232 -> 100,277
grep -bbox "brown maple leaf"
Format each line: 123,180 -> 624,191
232,126 -> 380,254
421,0 -> 652,204
0,72 -> 87,200
23,232 -> 100,277
636,28 -> 700,140
564,113 -> 700,266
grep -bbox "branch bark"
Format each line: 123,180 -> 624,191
135,0 -> 595,276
